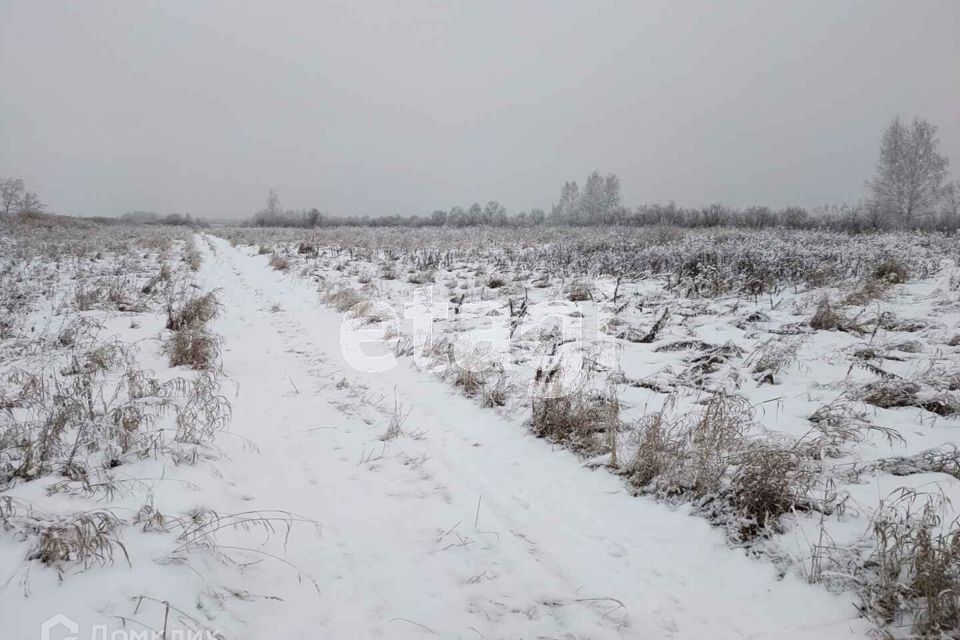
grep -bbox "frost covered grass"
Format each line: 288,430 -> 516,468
219,223 -> 960,638
0,220 -> 320,635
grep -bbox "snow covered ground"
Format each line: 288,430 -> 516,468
188,234 -> 870,639
4,224 -> 959,639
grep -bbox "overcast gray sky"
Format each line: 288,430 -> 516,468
2,1 -> 958,219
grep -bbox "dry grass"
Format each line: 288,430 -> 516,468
805,398 -> 904,459
567,280 -> 591,302
860,379 -> 960,416
810,298 -> 844,331
480,371 -> 510,408
31,510 -> 129,574
269,252 -> 291,271
379,393 -> 411,441
858,491 -> 960,637
627,406 -> 679,489
749,337 -> 801,384
183,242 -> 202,271
324,287 -> 365,313
872,257 -> 909,284
730,442 -> 813,539
166,292 -> 220,331
626,394 -> 813,541
531,373 -> 619,455
165,326 -> 221,370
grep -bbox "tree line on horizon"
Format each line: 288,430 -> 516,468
251,116 -> 960,232
4,116 -> 958,232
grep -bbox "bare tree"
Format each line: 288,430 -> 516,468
1,177 -> 25,216
868,116 -> 950,224
18,191 -> 44,214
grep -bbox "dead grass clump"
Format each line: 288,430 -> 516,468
685,393 -> 751,494
809,298 -> 844,331
627,392 -> 751,498
184,242 -> 202,271
173,372 -> 232,444
73,281 -> 106,311
269,252 -> 291,271
531,378 -> 619,455
873,258 -> 909,284
407,270 -> 435,285
453,364 -> 486,397
877,445 -> 960,480
806,399 -> 904,459
166,292 -> 220,331
22,509 -> 129,575
34,511 -> 127,569
627,408 -> 680,489
324,287 -> 365,313
856,491 -> 960,637
0,313 -> 16,340
862,378 -> 960,416
379,394 -> 411,441
749,337 -> 801,384
567,280 -> 591,302
165,326 -> 221,370
845,275 -> 893,306
481,372 -> 509,408
297,242 -> 317,256
140,262 -> 172,295
861,380 -> 926,411
731,443 -> 813,539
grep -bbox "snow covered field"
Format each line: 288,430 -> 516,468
2,222 -> 959,639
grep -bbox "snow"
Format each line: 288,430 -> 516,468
186,235 -> 867,638
8,229 -> 950,638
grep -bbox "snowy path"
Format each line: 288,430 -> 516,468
198,235 -> 869,639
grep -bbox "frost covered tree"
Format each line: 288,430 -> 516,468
553,172 -> 622,224
552,180 -> 580,222
602,173 -> 622,215
1,178 -> 44,215
580,171 -> 606,222
18,190 -> 44,214
1,177 -> 25,216
265,189 -> 282,217
868,117 -> 950,224
252,189 -> 288,226
483,200 -> 507,226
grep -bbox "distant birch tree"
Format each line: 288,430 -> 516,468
868,116 -> 949,224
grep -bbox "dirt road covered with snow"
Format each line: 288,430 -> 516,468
191,235 -> 867,639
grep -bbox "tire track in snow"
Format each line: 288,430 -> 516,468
198,235 -> 870,640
